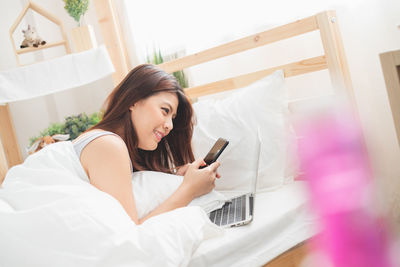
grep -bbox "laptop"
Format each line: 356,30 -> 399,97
208,136 -> 261,228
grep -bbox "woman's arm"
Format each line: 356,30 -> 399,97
81,135 -> 220,225
139,159 -> 220,223
80,135 -> 140,224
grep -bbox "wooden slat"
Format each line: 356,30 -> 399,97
316,10 -> 355,107
263,242 -> 309,267
9,1 -> 31,66
9,29 -> 21,66
93,0 -> 129,86
0,104 -> 22,168
380,50 -> 400,146
392,49 -> 400,65
59,21 -> 71,54
0,139 -> 8,185
184,56 -> 327,99
30,1 -> 63,25
158,15 -> 318,73
16,40 -> 67,54
9,1 -> 30,35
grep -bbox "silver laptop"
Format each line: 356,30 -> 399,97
208,135 -> 261,228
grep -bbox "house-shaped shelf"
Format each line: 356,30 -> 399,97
9,0 -> 71,66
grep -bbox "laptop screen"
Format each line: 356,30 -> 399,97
250,129 -> 262,194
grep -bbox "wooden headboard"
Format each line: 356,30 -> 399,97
158,10 -> 354,106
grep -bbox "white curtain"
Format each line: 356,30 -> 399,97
112,0 -> 142,68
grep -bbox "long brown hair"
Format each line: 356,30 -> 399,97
91,64 -> 195,173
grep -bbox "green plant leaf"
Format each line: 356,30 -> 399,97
146,48 -> 188,88
64,0 -> 89,26
29,111 -> 102,146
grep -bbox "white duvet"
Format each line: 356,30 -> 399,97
0,142 -> 223,267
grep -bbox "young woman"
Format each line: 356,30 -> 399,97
72,64 -> 220,225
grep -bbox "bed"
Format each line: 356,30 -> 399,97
188,183 -> 315,267
156,9 -> 354,267
0,10 -> 355,267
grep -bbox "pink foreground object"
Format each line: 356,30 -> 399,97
297,109 -> 392,267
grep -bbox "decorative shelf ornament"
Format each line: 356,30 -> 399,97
9,0 -> 71,66
63,0 -> 97,53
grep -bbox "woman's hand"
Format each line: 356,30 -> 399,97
175,163 -> 190,176
181,158 -> 221,199
176,163 -> 221,178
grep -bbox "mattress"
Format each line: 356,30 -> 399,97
189,181 -> 317,267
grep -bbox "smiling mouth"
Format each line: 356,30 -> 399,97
154,130 -> 164,142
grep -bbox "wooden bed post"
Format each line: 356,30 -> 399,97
0,139 -> 8,183
0,104 -> 22,182
316,11 -> 356,108
93,0 -> 130,86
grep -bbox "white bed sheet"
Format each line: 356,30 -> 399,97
189,181 -> 317,267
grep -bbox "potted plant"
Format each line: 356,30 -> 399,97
63,0 -> 97,52
28,111 -> 102,154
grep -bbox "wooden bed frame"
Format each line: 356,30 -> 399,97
0,9 -> 354,267
158,10 -> 354,267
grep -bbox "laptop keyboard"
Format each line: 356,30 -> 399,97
209,195 -> 246,226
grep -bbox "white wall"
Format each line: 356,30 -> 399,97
0,0 -> 113,158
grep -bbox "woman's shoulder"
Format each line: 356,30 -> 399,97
79,131 -> 132,182
73,129 -> 116,144
79,130 -> 129,164
82,131 -> 127,152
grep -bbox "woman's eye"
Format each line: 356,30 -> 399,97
162,107 -> 170,114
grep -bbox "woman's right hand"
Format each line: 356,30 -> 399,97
181,158 -> 221,199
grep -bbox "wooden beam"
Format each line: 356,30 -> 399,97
30,1 -> 63,25
16,41 -> 67,54
158,15 -> 318,73
0,104 -> 22,169
9,1 -> 31,35
380,50 -> 400,146
263,242 -> 309,267
59,21 -> 71,54
316,10 -> 355,107
184,56 -> 327,99
0,139 -> 8,185
93,0 -> 129,86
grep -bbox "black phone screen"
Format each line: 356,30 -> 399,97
201,138 -> 229,167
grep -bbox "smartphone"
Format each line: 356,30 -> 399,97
200,138 -> 229,169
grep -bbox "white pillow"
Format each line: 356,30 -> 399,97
131,171 -> 227,219
192,70 -> 298,191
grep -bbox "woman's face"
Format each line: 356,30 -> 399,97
129,92 -> 178,150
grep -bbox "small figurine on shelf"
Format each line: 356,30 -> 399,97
20,24 -> 46,48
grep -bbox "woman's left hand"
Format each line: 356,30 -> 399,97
176,163 -> 221,178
